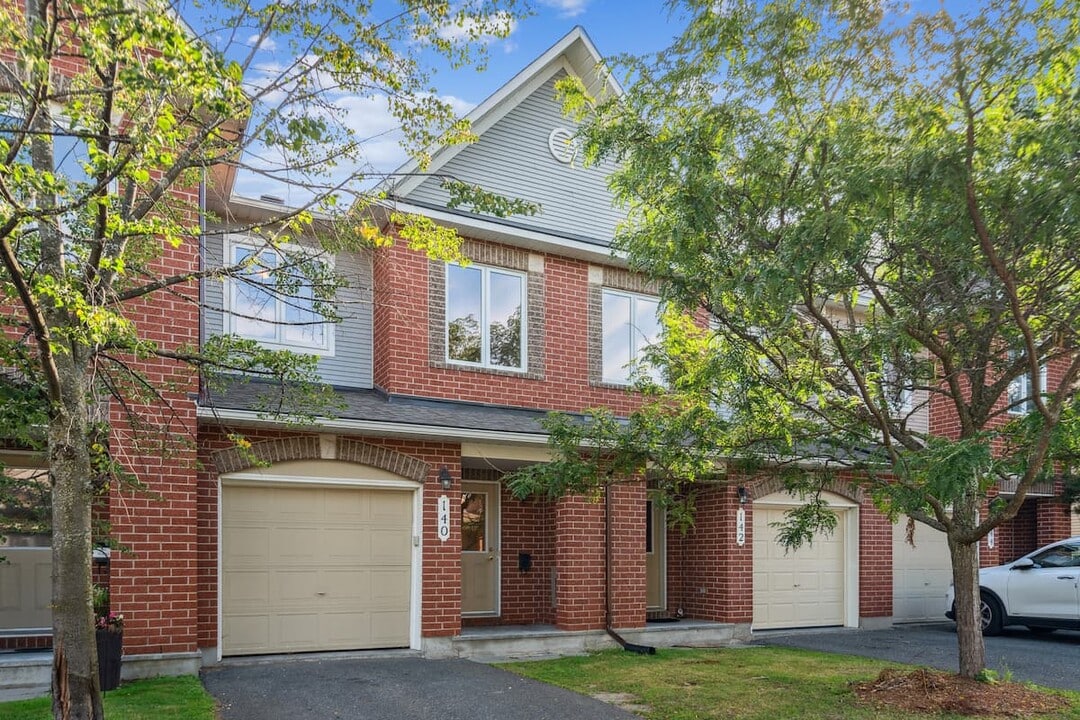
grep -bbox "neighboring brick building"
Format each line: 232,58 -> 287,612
1,25 -> 1075,684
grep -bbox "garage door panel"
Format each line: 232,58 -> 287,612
369,611 -> 410,644
225,527 -> 271,565
370,491 -> 412,520
370,530 -> 413,564
225,615 -> 270,653
223,483 -> 414,655
371,569 -> 411,602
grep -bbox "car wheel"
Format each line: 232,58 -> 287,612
980,593 -> 1004,636
1027,626 -> 1055,635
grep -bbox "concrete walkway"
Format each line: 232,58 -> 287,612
201,654 -> 640,720
756,622 -> 1080,691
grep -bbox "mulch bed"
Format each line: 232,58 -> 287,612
852,668 -> 1071,717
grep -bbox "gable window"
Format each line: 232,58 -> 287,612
446,263 -> 525,371
1008,353 -> 1047,415
227,239 -> 332,354
602,289 -> 661,385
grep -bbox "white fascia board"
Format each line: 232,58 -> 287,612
197,406 -> 551,445
385,199 -> 625,265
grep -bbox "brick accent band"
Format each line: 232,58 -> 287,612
746,474 -> 866,504
211,436 -> 428,482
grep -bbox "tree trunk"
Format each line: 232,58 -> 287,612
49,352 -> 105,720
948,533 -> 985,679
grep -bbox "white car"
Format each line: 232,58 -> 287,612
945,536 -> 1080,635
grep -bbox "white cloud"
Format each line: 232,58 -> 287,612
232,90 -> 479,205
436,12 -> 518,44
246,33 -> 277,52
540,0 -> 590,18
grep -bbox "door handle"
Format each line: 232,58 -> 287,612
1056,576 -> 1076,580
487,555 -> 495,561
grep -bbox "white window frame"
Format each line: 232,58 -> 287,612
601,288 -> 661,386
1008,356 -> 1047,416
224,235 -> 335,356
444,262 -> 527,372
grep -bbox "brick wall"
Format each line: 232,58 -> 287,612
668,485 -> 753,624
996,499 -> 1037,563
553,495 -> 607,631
609,482 -> 646,628
1035,496 -> 1073,547
858,495 -> 893,619
372,237 -> 648,416
107,212 -> 203,656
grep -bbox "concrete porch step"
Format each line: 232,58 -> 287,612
0,651 -> 51,702
449,620 -> 750,662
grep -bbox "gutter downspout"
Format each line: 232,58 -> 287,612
604,480 -> 655,655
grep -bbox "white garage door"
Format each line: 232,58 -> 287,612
0,547 -> 51,630
753,498 -> 847,630
892,518 -> 951,622
222,483 -> 413,656
1072,511 -> 1079,537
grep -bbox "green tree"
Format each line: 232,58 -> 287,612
512,0 -> 1080,680
0,0 -> 528,717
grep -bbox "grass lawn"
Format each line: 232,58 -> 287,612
0,676 -> 216,720
500,646 -> 1080,720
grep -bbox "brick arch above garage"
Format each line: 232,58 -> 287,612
210,435 -> 429,482
744,474 -> 866,504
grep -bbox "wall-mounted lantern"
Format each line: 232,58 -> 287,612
736,485 -> 748,504
438,465 -> 453,491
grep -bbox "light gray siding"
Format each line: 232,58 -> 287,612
404,71 -> 625,245
201,229 -> 373,388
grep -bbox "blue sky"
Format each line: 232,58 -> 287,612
228,0 -> 975,202
434,1 -> 685,101
230,1 -> 688,201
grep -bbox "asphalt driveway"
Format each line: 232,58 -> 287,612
201,654 -> 639,720
756,622 -> 1080,691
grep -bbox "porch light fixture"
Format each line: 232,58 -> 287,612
736,485 -> 748,505
438,466 -> 454,491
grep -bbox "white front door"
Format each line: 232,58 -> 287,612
460,481 -> 500,616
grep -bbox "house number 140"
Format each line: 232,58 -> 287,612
437,495 -> 451,542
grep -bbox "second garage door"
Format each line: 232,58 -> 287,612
753,494 -> 849,630
222,483 -> 413,656
892,518 -> 951,622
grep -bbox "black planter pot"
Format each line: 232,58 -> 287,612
95,628 -> 123,691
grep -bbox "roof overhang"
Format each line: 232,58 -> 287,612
197,406 -> 551,446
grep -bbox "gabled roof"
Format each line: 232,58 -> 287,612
377,27 -> 629,262
386,26 -> 622,201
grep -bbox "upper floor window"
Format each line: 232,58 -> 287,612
1007,352 -> 1047,415
602,289 -> 661,385
227,238 -> 333,354
446,262 -> 525,371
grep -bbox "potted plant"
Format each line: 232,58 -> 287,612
93,585 -> 123,691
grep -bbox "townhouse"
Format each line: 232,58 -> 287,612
2,26 -> 1077,686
